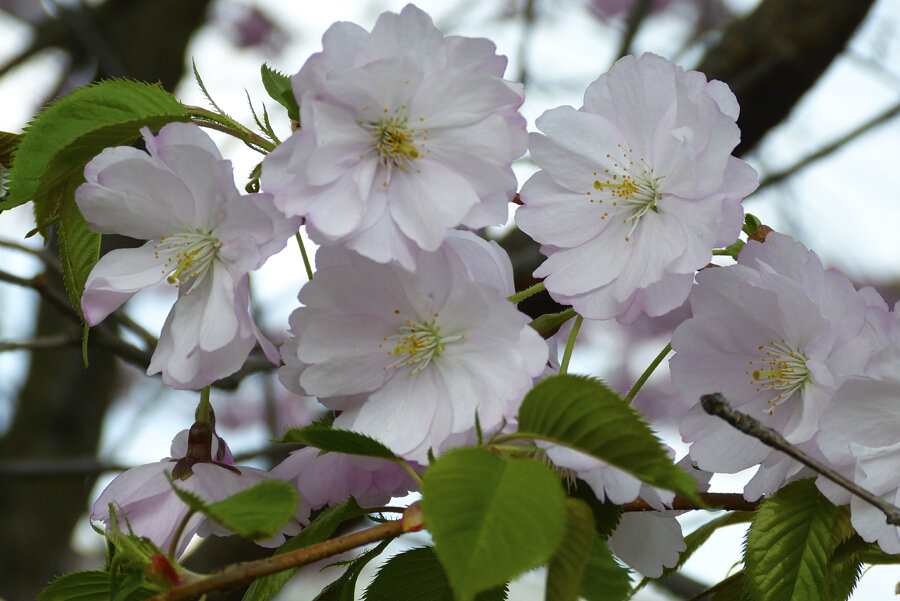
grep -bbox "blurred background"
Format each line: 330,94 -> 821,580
0,0 -> 898,599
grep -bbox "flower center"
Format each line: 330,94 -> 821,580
586,144 -> 662,242
380,311 -> 464,376
745,339 -> 812,415
359,106 -> 430,186
154,231 -> 222,293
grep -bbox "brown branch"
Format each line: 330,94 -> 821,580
148,504 -> 423,601
616,0 -> 653,60
757,99 -> 900,191
701,392 -> 900,526
0,333 -> 82,353
622,492 -> 759,513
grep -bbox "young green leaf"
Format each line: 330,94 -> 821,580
517,375 -> 702,505
242,498 -> 368,601
57,185 -> 100,318
261,63 -> 300,122
420,447 -> 567,601
36,570 -> 157,601
579,536 -> 632,601
0,130 -> 18,167
168,479 -> 299,541
744,478 -> 838,601
279,423 -> 400,462
546,498 -> 596,601
315,539 -> 393,601
3,79 -> 189,214
569,479 -> 622,541
364,547 -> 508,601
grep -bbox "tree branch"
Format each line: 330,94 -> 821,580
701,392 -> 900,525
148,504 -> 423,601
756,99 -> 900,191
622,492 -> 759,513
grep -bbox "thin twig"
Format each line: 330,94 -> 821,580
0,239 -> 59,270
616,0 -> 653,60
757,100 -> 900,192
147,508 -> 420,601
0,333 -> 82,352
621,492 -> 759,513
701,392 -> 900,525
623,342 -> 672,405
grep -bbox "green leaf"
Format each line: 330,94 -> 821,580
0,130 -> 18,167
57,184 -> 100,318
569,480 -> 622,541
37,570 -> 157,601
579,536 -> 632,601
420,447 -> 567,601
633,510 -> 754,594
704,571 -> 747,601
517,375 -> 702,505
315,539 -> 393,601
3,79 -> 189,213
859,545 -> 900,565
529,308 -> 576,338
547,498 -> 596,601
743,213 -> 762,236
744,478 -> 837,601
169,478 -> 299,541
261,64 -> 300,122
242,498 -> 368,601
37,570 -> 114,601
279,423 -> 400,462
823,508 -> 866,601
364,547 -> 507,601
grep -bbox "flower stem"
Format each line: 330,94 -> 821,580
559,315 -> 583,375
195,387 -> 212,424
399,460 -> 424,489
508,282 -> 545,304
168,508 -> 196,559
185,105 -> 275,153
295,232 -> 314,281
623,342 -> 672,405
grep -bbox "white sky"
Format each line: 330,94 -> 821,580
0,0 -> 898,598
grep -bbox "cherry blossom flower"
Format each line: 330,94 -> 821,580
76,122 -> 298,389
261,4 -> 526,269
92,423 -> 309,557
516,52 -> 756,323
816,322 -> 900,553
671,233 -> 878,500
278,232 -> 547,462
271,447 -> 418,510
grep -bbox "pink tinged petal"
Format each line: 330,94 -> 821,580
535,231 -> 632,296
517,172 -> 612,248
681,405 -> 770,473
387,161 -> 479,251
411,71 -> 523,129
292,22 -> 369,99
531,108 -> 628,185
336,212 -> 420,270
818,379 -> 900,466
613,213 -> 687,299
445,231 -> 516,297
608,513 -> 685,577
444,35 -> 507,75
305,100 -> 376,186
144,122 -> 222,160
81,241 -> 171,324
364,4 -> 444,65
303,173 -> 370,240
77,158 -> 198,238
850,494 -> 900,554
345,370 -> 441,461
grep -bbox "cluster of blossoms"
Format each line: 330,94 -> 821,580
82,1 -> 898,574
